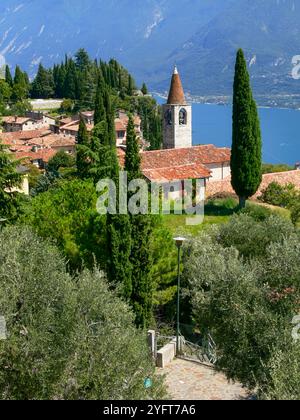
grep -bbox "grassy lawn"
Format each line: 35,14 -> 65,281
162,197 -> 293,236
163,213 -> 230,236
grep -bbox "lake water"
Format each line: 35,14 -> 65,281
155,96 -> 300,165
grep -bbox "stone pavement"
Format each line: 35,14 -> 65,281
159,358 -> 250,401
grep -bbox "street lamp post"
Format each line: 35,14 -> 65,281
174,237 -> 186,356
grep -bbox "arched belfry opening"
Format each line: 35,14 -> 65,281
179,108 -> 187,125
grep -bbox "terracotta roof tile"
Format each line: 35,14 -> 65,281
2,116 -> 33,124
15,149 -> 56,163
143,163 -> 211,182
118,145 -> 230,182
0,129 -> 52,142
141,145 -> 231,170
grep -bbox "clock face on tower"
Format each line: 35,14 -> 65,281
165,109 -> 172,125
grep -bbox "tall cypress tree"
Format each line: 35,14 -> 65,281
103,88 -> 115,147
94,76 -> 106,125
231,49 -> 262,208
76,118 -> 90,179
63,59 -> 77,100
127,75 -> 133,96
105,131 -> 133,300
125,114 -> 153,328
31,64 -> 54,99
5,65 -> 13,87
125,115 -> 141,181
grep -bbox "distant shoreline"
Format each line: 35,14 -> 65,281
152,92 -> 300,111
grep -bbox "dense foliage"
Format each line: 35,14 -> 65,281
21,179 -> 106,271
0,49 -> 162,150
0,226 -> 165,400
183,212 -> 300,398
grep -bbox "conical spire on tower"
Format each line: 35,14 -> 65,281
167,66 -> 187,105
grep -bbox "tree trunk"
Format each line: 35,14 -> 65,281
239,196 -> 246,209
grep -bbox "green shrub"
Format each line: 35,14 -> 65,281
289,200 -> 300,226
240,203 -> 273,221
262,163 -> 293,174
258,182 -> 296,207
215,213 -> 295,259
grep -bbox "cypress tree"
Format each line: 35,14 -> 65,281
77,118 -> 89,145
94,76 -> 106,125
103,88 -> 115,147
231,49 -> 262,208
76,118 -> 90,179
31,64 -> 54,99
5,65 -> 13,87
63,60 -> 77,100
125,114 -> 153,328
14,66 -> 25,85
127,75 -> 133,96
124,115 -> 141,181
141,83 -> 148,95
105,132 -> 132,299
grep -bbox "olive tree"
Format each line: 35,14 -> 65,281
0,226 -> 165,400
183,214 -> 300,397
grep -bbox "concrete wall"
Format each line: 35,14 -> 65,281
162,104 -> 192,149
7,175 -> 29,196
206,163 -> 231,181
156,339 -> 177,368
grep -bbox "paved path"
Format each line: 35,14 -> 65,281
159,358 -> 250,400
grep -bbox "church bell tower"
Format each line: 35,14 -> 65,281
162,66 -> 192,149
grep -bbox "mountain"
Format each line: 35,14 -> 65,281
1,0 -> 300,98
164,0 -> 300,96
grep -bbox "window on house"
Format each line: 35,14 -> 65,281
117,131 -> 126,139
179,108 -> 187,125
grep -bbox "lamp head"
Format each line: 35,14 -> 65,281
174,237 -> 186,248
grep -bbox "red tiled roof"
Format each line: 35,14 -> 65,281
0,129 -> 52,142
143,163 -> 211,182
60,122 -> 93,133
115,115 -> 141,132
15,149 -> 56,163
51,137 -> 76,148
141,145 -> 231,170
28,135 -> 75,148
8,145 -> 33,153
117,145 -> 230,182
2,116 -> 33,124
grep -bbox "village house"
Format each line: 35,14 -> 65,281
28,135 -> 76,155
25,111 -> 56,130
15,149 -> 57,169
117,66 -> 231,199
2,116 -> 39,132
58,109 -> 143,147
2,111 -> 56,133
